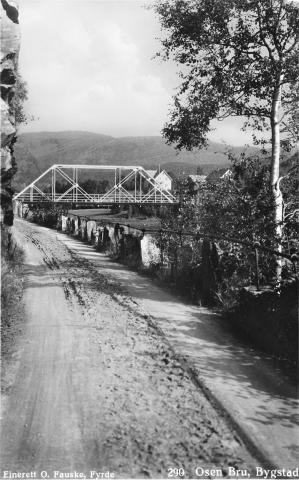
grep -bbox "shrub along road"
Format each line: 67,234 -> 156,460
0,219 -> 297,478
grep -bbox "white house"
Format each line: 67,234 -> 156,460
154,170 -> 172,191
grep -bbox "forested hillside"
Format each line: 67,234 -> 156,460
13,131 -> 257,190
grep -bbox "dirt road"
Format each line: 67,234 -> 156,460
57,225 -> 299,471
1,220 -> 255,479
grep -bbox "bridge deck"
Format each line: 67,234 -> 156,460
14,193 -> 178,204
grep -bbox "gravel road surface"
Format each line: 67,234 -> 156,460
1,220 -> 256,479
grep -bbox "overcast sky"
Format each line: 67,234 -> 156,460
18,0 -> 254,145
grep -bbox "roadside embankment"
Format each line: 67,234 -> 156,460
1,227 -> 25,348
1,226 -> 25,404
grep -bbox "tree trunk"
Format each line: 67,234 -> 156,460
270,82 -> 283,283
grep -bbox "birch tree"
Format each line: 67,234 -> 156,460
153,0 -> 298,264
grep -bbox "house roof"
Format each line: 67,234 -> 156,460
220,169 -> 232,178
146,170 -> 157,178
155,170 -> 173,181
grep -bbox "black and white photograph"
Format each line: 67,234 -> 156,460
1,0 -> 298,479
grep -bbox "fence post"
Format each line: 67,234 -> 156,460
253,242 -> 260,291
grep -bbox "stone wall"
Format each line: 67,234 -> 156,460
1,0 -> 20,226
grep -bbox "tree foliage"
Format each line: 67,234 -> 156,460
153,0 -> 299,280
12,74 -> 29,126
163,155 -> 278,243
158,155 -> 297,301
153,0 -> 299,151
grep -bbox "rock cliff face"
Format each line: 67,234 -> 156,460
1,0 -> 20,226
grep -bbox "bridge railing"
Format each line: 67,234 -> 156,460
14,192 -> 178,204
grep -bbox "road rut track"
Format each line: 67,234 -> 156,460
1,221 -> 257,478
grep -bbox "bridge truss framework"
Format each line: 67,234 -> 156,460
13,164 -> 177,205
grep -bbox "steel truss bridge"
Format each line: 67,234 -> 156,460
13,164 -> 177,205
